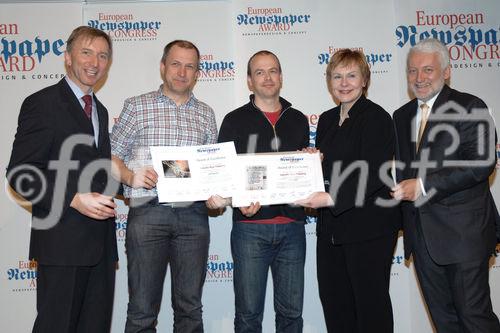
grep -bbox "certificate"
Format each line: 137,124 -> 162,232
232,151 -> 325,207
150,142 -> 237,203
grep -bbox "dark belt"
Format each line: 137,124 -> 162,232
128,196 -> 200,209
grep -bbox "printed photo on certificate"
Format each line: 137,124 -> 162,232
150,142 -> 237,203
231,151 -> 325,207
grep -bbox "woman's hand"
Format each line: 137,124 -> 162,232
301,147 -> 323,161
294,192 -> 333,209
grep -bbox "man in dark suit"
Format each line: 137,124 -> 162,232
6,26 -> 118,333
392,38 -> 500,332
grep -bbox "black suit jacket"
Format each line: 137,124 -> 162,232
393,84 -> 497,264
7,78 -> 118,266
316,96 -> 401,244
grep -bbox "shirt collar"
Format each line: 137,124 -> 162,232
417,91 -> 439,111
157,85 -> 196,107
65,76 -> 93,100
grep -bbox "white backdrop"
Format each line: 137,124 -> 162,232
1,1 -> 499,332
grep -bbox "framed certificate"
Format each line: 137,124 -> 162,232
150,142 -> 237,203
232,151 -> 325,207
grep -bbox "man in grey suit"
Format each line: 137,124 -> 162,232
392,38 -> 500,332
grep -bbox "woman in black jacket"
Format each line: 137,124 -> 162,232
296,49 -> 401,333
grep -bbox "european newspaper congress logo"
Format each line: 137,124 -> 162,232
308,113 -> 319,147
6,260 -> 37,292
395,10 -> 500,70
198,54 -> 235,83
206,254 -> 233,283
391,251 -> 405,277
496,144 -> 500,169
494,247 -> 500,270
236,7 -> 311,36
87,12 -> 162,42
115,212 -> 127,242
317,46 -> 393,75
0,23 -> 65,81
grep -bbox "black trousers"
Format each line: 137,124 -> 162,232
316,231 -> 397,333
32,253 -> 116,333
413,218 -> 500,333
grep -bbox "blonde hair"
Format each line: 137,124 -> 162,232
326,49 -> 370,95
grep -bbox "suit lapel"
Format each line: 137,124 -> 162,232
320,96 -> 368,148
396,99 -> 418,179
317,108 -> 340,149
95,97 -> 108,153
410,105 -> 418,161
341,95 -> 365,129
402,100 -> 418,161
58,79 -> 95,135
322,96 -> 365,152
331,95 -> 367,137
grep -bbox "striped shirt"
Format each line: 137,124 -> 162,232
111,85 -> 217,198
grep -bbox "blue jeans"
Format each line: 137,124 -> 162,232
125,199 -> 210,333
231,221 -> 306,333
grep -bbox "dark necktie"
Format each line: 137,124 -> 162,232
82,95 -> 92,119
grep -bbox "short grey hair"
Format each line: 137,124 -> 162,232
407,38 -> 450,70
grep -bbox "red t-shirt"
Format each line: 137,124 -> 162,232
241,110 -> 293,224
263,110 -> 280,126
241,216 -> 294,224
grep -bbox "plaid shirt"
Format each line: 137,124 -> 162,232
111,85 -> 217,198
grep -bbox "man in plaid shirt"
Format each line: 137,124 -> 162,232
111,40 -> 217,333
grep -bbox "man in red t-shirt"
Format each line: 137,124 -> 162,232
207,50 -> 310,333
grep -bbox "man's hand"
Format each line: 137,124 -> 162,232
391,179 -> 422,201
129,166 -> 158,189
294,192 -> 333,209
301,147 -> 324,161
70,193 -> 117,220
206,195 -> 231,209
239,202 -> 261,217
111,156 -> 157,189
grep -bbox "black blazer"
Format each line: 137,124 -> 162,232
7,79 -> 118,266
316,96 -> 401,244
393,84 -> 497,264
